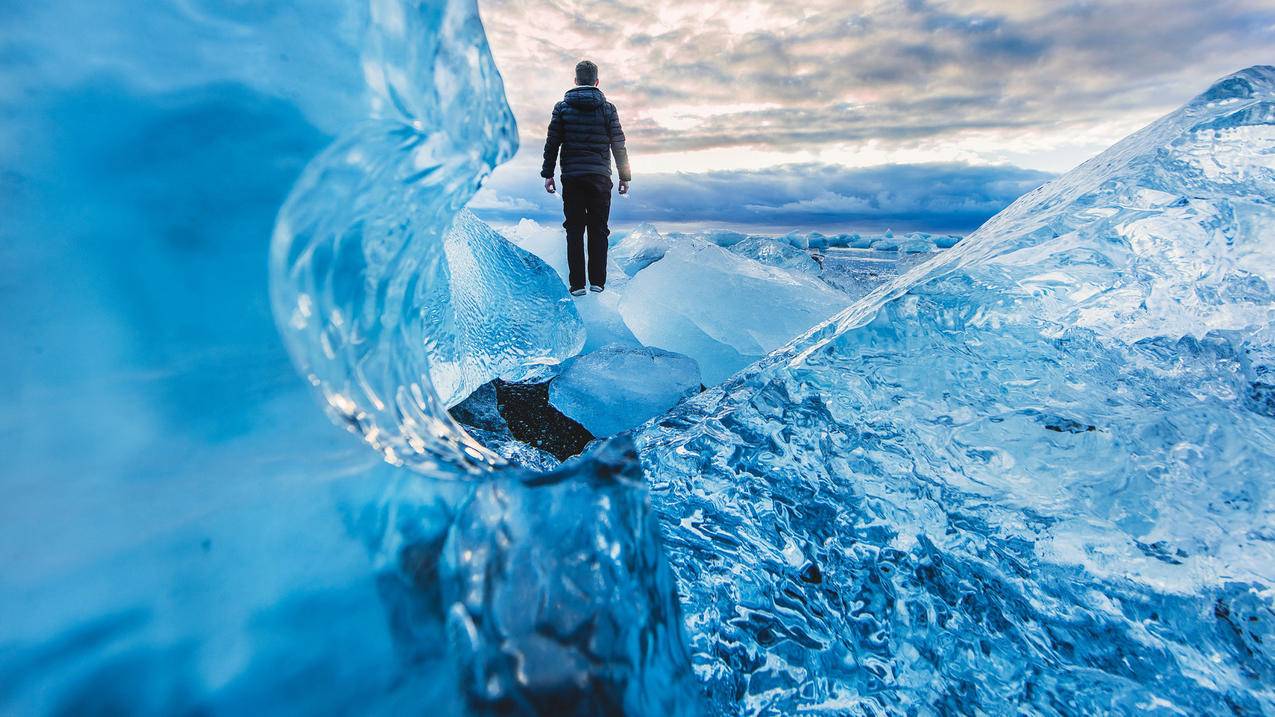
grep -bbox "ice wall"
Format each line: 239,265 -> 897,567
2,1 -> 695,713
635,66 -> 1275,713
269,0 -> 521,473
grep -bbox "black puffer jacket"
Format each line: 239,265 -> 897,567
541,86 -> 631,182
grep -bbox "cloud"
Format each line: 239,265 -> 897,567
470,160 -> 1053,232
481,0 -> 1275,170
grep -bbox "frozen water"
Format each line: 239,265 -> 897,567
869,231 -> 939,253
6,0 -> 1275,712
635,66 -> 1275,714
440,438 -> 700,714
611,222 -> 669,276
548,344 -> 702,436
729,235 -> 821,273
817,248 -> 928,299
428,210 -> 584,406
620,239 -> 852,384
665,228 -> 752,248
2,0 -> 695,713
506,218 -> 643,353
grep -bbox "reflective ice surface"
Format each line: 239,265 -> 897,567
548,344 -> 702,436
620,239 -> 852,384
612,222 -> 670,276
2,0 -> 694,713
636,66 -> 1275,714
728,236 -> 821,274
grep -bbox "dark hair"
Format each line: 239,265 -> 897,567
575,60 -> 598,86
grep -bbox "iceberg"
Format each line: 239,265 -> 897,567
728,235 -> 821,274
548,344 -> 702,436
635,66 -> 1275,714
611,222 -> 669,276
817,247 -> 923,299
619,239 -> 852,384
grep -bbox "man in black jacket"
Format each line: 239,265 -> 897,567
541,60 -> 631,296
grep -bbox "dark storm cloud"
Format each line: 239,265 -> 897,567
471,161 -> 1053,232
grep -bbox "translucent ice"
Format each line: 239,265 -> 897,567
439,438 -> 700,714
729,235 -> 821,273
611,222 -> 669,276
636,66 -> 1275,714
2,0 -> 694,713
548,344 -> 702,436
506,218 -> 643,353
426,210 -> 584,406
869,231 -> 938,253
620,239 -> 852,384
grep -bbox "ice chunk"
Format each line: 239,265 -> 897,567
817,247 -> 923,298
635,66 -> 1275,713
427,210 -> 585,406
548,344 -> 701,435
611,222 -> 668,276
620,239 -> 851,384
729,235 -> 821,273
505,218 -> 643,353
1,0 -> 702,712
665,228 -> 751,247
869,230 -> 938,253
440,438 -> 700,714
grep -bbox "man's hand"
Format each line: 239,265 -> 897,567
544,177 -> 556,194
618,180 -> 629,195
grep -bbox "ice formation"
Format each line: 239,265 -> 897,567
818,248 -> 929,299
548,344 -> 702,436
869,231 -> 939,253
429,210 -> 584,406
611,222 -> 669,276
3,0 -> 693,713
506,218 -> 643,353
729,235 -> 821,273
635,66 -> 1275,713
620,239 -> 852,384
5,0 -> 1274,710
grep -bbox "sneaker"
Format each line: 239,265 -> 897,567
570,287 -> 586,297
589,284 -> 604,293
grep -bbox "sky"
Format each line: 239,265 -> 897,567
472,0 -> 1275,233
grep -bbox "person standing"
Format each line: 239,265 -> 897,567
541,60 -> 631,296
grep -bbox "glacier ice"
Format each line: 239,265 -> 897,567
5,0 -> 1275,710
611,222 -> 669,276
620,239 -> 852,384
728,235 -> 822,273
869,230 -> 938,253
818,247 -> 928,299
440,438 -> 699,714
635,66 -> 1275,714
1,0 -> 695,713
506,218 -> 643,353
430,210 -> 584,406
548,344 -> 702,436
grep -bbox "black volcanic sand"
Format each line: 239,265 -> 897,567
450,379 -> 595,462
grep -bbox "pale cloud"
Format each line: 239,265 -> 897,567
480,0 -> 1275,173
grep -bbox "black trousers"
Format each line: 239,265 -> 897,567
561,174 -> 612,290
